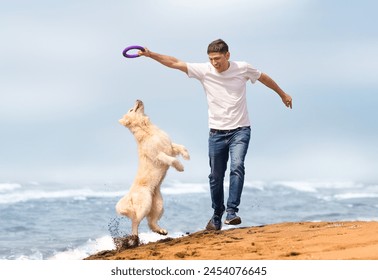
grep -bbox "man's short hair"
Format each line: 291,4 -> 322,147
207,39 -> 229,54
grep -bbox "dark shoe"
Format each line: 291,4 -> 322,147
224,212 -> 241,225
206,214 -> 222,230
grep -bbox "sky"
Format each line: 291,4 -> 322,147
1,0 -> 378,185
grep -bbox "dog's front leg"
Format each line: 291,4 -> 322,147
172,143 -> 190,160
157,152 -> 184,171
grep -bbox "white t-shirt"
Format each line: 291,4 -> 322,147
187,61 -> 261,130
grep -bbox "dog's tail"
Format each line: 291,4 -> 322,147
115,197 -> 131,216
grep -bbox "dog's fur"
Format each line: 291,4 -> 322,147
116,100 -> 190,238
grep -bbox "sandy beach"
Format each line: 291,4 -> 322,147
85,221 -> 378,260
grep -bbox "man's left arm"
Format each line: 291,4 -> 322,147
258,72 -> 292,109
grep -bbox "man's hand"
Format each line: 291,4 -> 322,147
258,73 -> 292,109
138,47 -> 151,57
281,93 -> 293,109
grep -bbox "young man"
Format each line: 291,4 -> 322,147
138,39 -> 292,230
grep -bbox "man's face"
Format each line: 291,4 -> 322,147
208,52 -> 230,73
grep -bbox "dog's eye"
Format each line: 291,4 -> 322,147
129,109 -> 134,113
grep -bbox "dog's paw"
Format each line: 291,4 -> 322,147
113,235 -> 140,251
172,160 -> 184,172
182,150 -> 190,160
154,228 -> 168,236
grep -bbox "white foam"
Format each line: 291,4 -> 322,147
274,181 -> 364,193
49,236 -> 115,260
0,188 -> 125,204
15,251 -> 44,260
334,192 -> 378,200
162,182 -> 208,195
163,181 -> 267,193
0,181 -> 210,204
244,181 -> 266,191
48,231 -> 185,260
0,183 -> 22,192
2,180 -> 376,205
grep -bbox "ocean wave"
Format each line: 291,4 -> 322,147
48,231 -> 185,260
273,181 -> 365,193
1,181 -> 376,205
163,181 -> 268,194
162,182 -> 208,195
244,181 -> 266,191
0,187 -> 125,205
0,183 -> 22,192
48,236 -> 115,260
13,251 -> 44,261
0,181 -> 211,204
334,193 -> 378,200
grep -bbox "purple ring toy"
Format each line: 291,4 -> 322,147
122,45 -> 145,58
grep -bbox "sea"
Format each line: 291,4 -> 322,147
0,180 -> 378,260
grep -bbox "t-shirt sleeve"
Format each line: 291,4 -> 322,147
187,63 -> 209,80
246,63 -> 262,84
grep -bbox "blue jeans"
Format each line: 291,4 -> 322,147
208,126 -> 251,215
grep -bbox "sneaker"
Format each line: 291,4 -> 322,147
205,214 -> 222,231
224,211 -> 241,225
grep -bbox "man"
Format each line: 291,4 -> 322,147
138,39 -> 292,230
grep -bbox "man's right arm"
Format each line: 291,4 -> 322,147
139,47 -> 188,74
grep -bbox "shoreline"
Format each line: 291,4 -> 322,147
85,221 -> 378,260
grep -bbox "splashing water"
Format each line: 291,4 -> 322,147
108,217 -> 140,251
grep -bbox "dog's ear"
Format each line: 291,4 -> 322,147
119,118 -> 130,127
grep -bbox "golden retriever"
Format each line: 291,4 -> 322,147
116,100 -> 190,241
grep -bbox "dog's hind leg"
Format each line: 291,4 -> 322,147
147,189 -> 168,235
130,190 -> 154,236
172,143 -> 190,160
157,152 -> 184,172
116,190 -> 152,236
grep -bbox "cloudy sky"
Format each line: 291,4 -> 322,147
1,0 -> 377,185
